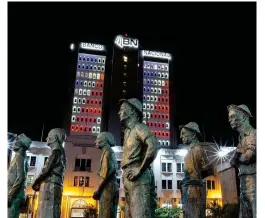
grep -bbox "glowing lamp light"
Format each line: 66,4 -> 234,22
70,43 -> 75,51
218,150 -> 227,157
125,33 -> 128,37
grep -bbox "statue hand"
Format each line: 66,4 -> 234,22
127,168 -> 141,181
93,190 -> 101,200
32,182 -> 40,191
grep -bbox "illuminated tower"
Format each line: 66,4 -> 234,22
70,42 -> 107,136
140,50 -> 172,147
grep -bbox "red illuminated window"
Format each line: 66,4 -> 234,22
158,105 -> 161,110
95,92 -> 98,96
162,106 -> 165,110
162,124 -> 165,128
158,97 -> 161,102
82,107 -> 85,112
91,100 -> 94,105
90,108 -> 93,113
86,108 -> 89,113
165,98 -> 168,102
81,117 -> 84,122
162,115 -> 164,119
89,118 -> 92,122
94,109 -> 97,113
95,100 -> 98,105
98,109 -> 101,113
150,123 -> 153,127
80,126 -> 83,132
76,117 -> 80,122
88,127 -> 92,132
150,114 -> 153,118
91,91 -> 94,96
158,114 -> 161,119
84,127 -> 87,132
87,99 -> 90,104
99,100 -> 102,105
94,118 -> 96,123
71,125 -> 75,131
165,81 -> 168,86
154,105 -> 157,110
100,92 -> 103,96
75,125 -> 79,131
166,106 -> 169,111
158,132 -> 161,136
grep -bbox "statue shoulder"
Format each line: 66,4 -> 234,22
135,122 -> 151,133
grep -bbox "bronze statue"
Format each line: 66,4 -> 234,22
8,133 -> 32,218
149,166 -> 157,218
93,132 -> 119,218
228,104 -> 256,218
180,122 -> 210,218
32,128 -> 67,218
119,98 -> 159,218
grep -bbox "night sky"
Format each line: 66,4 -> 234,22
8,2 -> 256,145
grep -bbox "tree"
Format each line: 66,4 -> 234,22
83,204 -> 98,218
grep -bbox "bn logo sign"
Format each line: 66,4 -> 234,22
114,35 -> 139,49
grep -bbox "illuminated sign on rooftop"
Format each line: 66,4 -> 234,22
80,42 -> 105,51
114,35 -> 139,49
142,50 -> 172,60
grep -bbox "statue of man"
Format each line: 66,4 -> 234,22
32,128 -> 67,218
93,132 -> 119,218
228,104 -> 256,218
8,133 -> 32,218
118,98 -> 159,218
180,122 -> 210,218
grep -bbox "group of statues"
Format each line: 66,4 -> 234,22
8,98 -> 256,218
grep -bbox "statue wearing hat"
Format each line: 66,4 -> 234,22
8,133 -> 32,218
32,128 -> 67,218
8,134 -> 32,218
93,132 -> 119,218
228,104 -> 256,218
118,98 -> 159,218
180,122 -> 211,218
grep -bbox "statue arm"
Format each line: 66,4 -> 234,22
139,135 -> 159,174
34,150 -> 59,185
238,135 -> 256,164
8,157 -> 25,198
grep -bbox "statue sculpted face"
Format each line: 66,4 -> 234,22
228,109 -> 245,130
118,102 -> 132,123
95,133 -> 106,149
180,128 -> 196,145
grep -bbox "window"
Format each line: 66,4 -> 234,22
74,176 -> 89,187
44,157 -> 49,165
27,175 -> 34,186
177,180 -> 182,190
162,180 -> 172,190
162,162 -> 172,172
177,162 -> 184,173
207,180 -> 216,190
74,158 -> 91,171
29,156 -> 36,166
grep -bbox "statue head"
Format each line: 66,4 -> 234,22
95,132 -> 116,149
12,133 -> 32,152
179,122 -> 201,145
227,104 -> 252,131
46,128 -> 67,148
118,98 -> 143,124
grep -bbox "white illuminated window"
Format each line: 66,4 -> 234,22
151,104 -> 154,110
151,88 -> 154,93
73,106 -> 76,113
151,96 -> 154,101
92,81 -> 95,88
162,140 -> 166,146
98,58 -> 101,63
89,73 -> 92,79
83,89 -> 86,95
97,73 -> 100,80
143,95 -> 146,100
92,126 -> 96,133
75,89 -> 78,94
123,56 -> 128,62
154,80 -> 157,85
78,98 -> 81,104
165,73 -> 168,79
93,65 -> 97,71
162,73 -> 165,78
150,80 -> 154,85
82,98 -> 86,104
147,64 -> 150,69
87,90 -> 91,96
147,79 -> 150,85
85,73 -> 88,78
84,81 -> 87,87
161,65 -> 165,70
154,64 -> 157,70
147,112 -> 150,118
97,118 -> 101,124
82,64 -> 85,69
158,88 -> 161,94
158,73 -> 161,78
150,65 -> 153,69
143,103 -> 146,109
158,65 -> 161,70
81,72 -> 84,77
97,127 -> 100,133
93,73 -> 96,79
72,115 -> 76,122
158,80 -> 161,86
165,66 -> 168,71
147,95 -> 150,101
102,58 -> 105,64
162,81 -> 165,86
79,89 -> 82,95
166,141 -> 170,146
77,72 -> 80,77
143,112 -> 146,118
97,66 -> 101,71
143,79 -> 146,84
77,107 -> 81,113
88,81 -> 91,87
147,104 -> 150,110
101,66 -> 105,71
166,123 -> 170,129
154,96 -> 158,102
73,97 -> 77,104
154,88 -> 157,94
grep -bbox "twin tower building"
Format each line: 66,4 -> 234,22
69,34 -> 177,147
